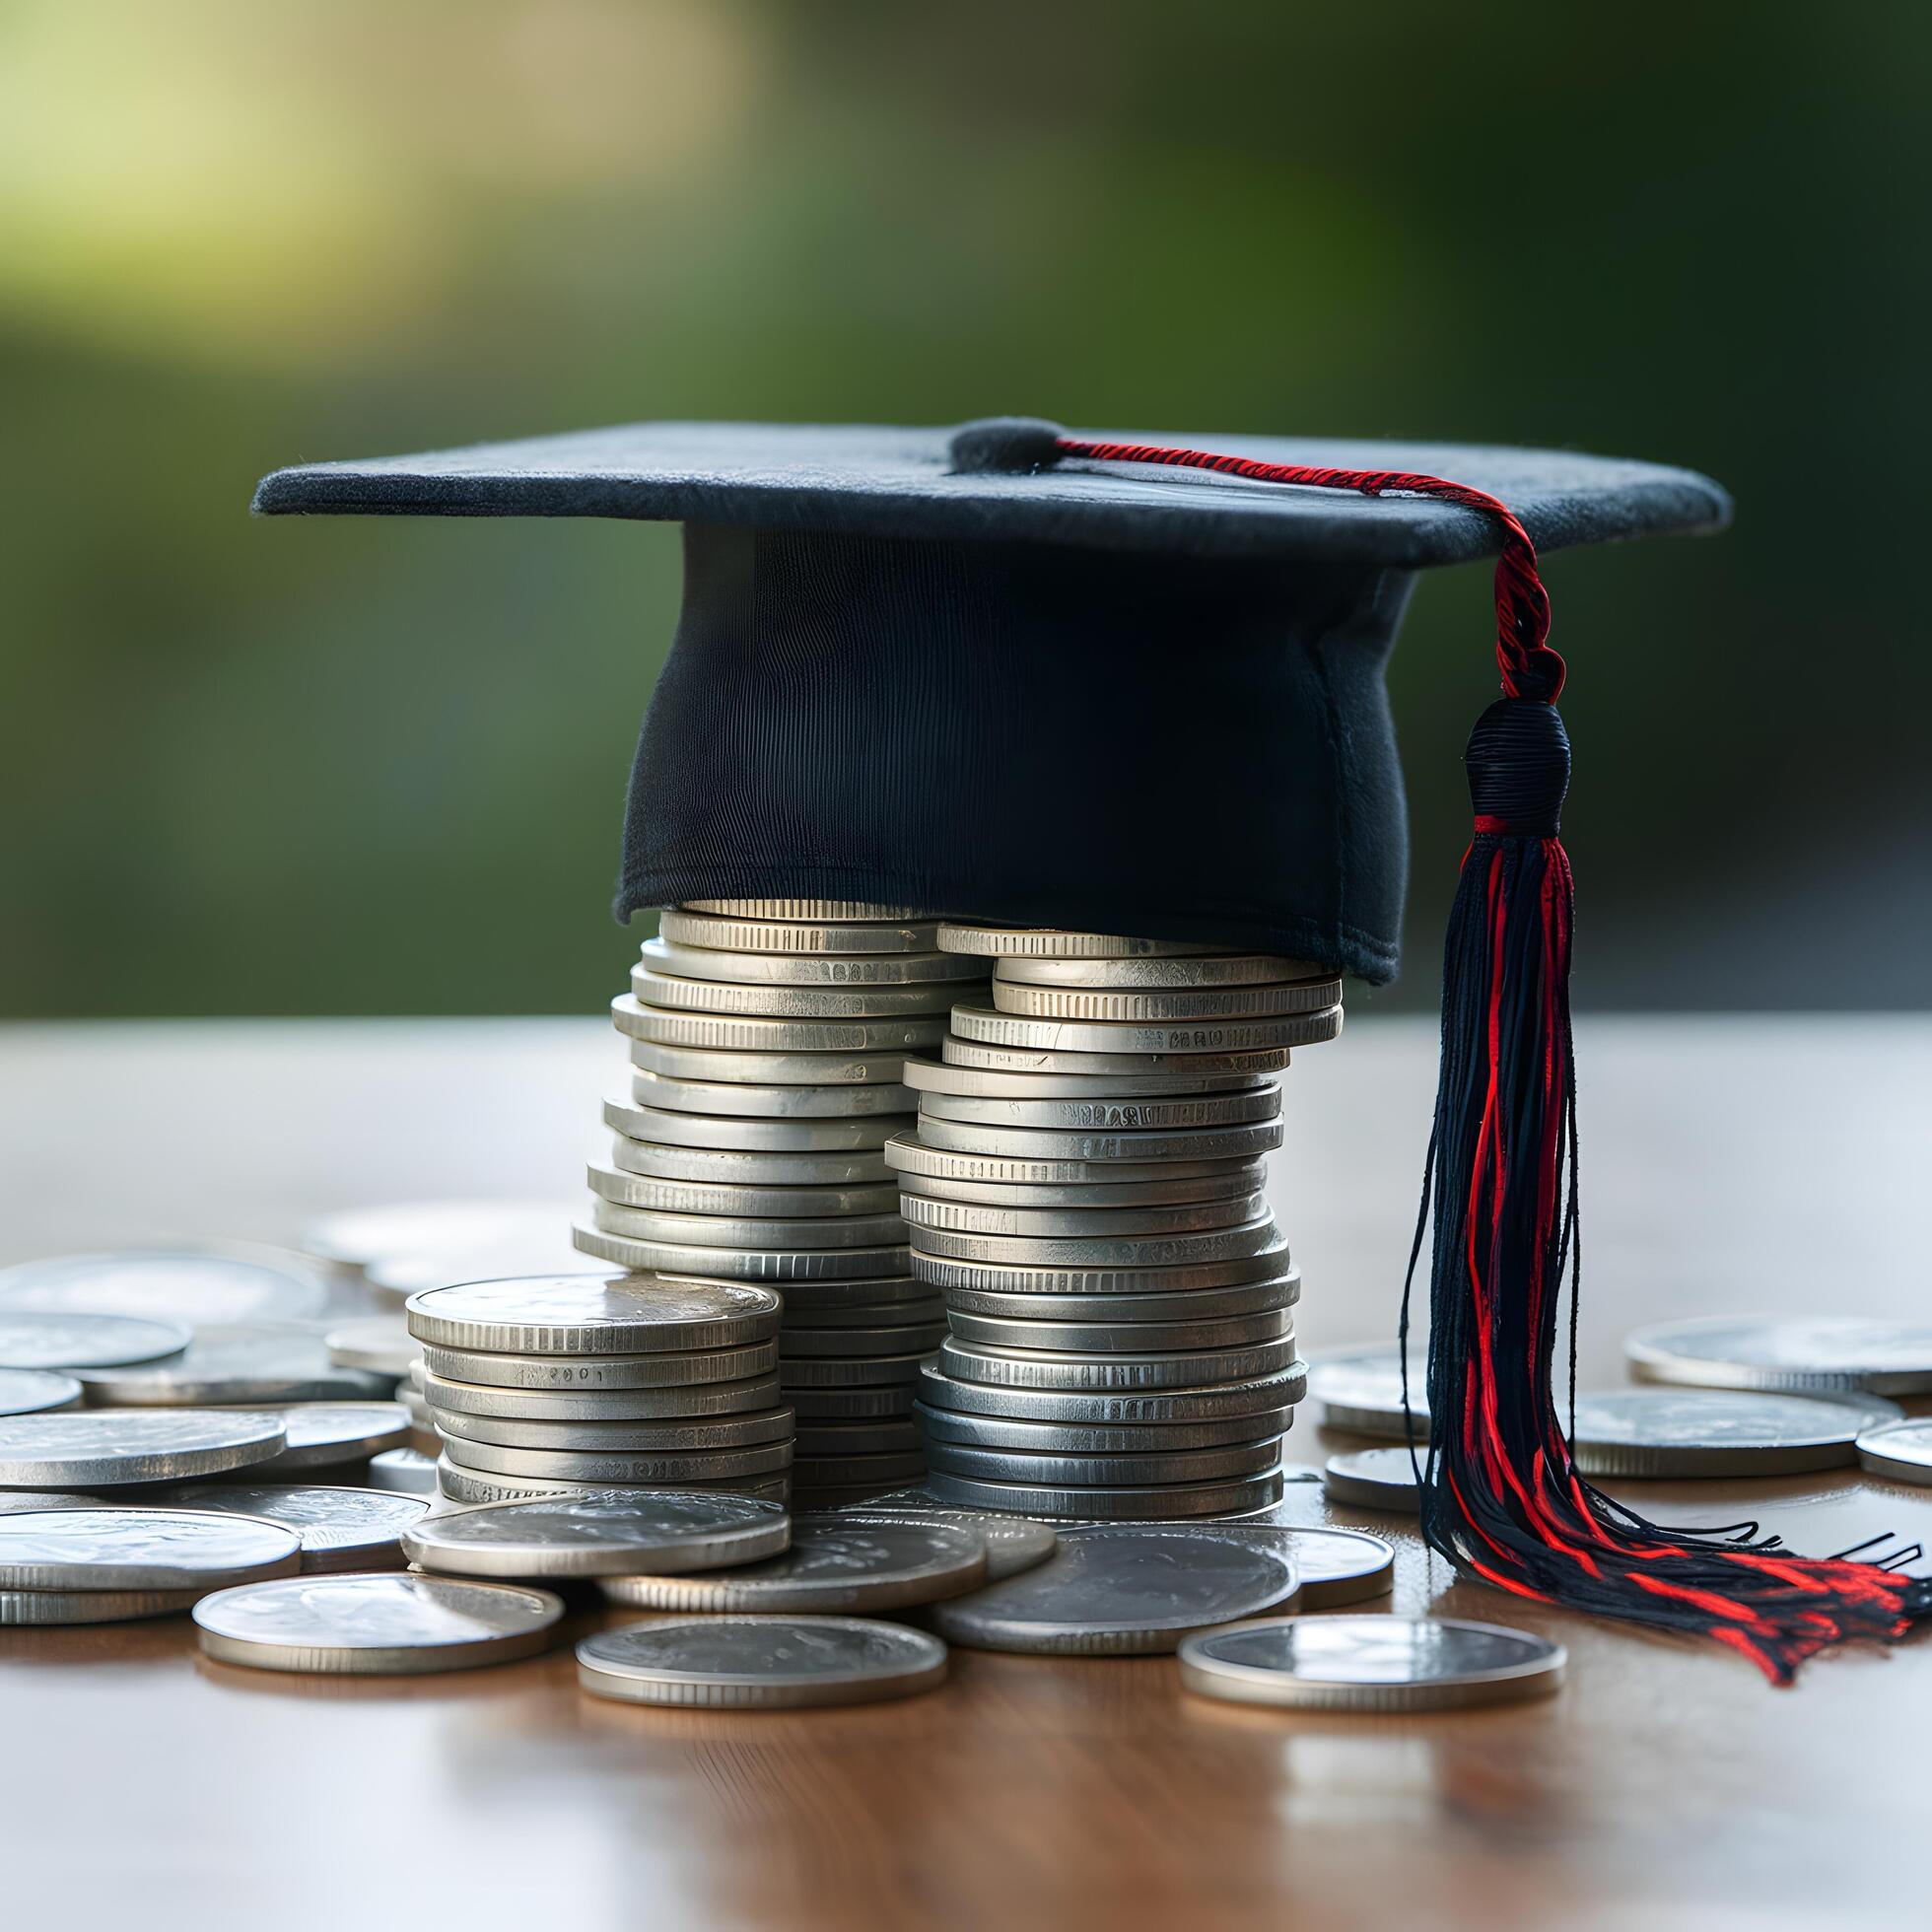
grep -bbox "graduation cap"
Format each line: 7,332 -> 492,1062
256,417 -> 1928,1679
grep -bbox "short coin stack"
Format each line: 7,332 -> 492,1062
899,926 -> 1342,1519
573,902 -> 986,1504
404,1273 -> 794,1507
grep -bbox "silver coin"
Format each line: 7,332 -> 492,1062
0,1312 -> 188,1372
952,1001 -> 1338,1057
405,1273 -> 783,1355
1324,1447 -> 1421,1511
0,1505 -> 302,1589
937,1334 -> 1296,1393
633,961 -> 967,1019
401,1491 -> 790,1579
819,1490 -> 1058,1579
936,926 -> 1219,959
900,1159 -> 1267,1206
574,1223 -> 911,1282
1179,1616 -> 1564,1712
1567,1388 -> 1875,1477
0,1489 -> 109,1513
778,1323 -> 946,1359
765,1272 -> 936,1311
577,1613 -> 947,1708
888,1136 -> 1262,1190
588,1200 -> 907,1253
990,978 -> 1342,1022
434,1457 -> 791,1509
420,1338 -> 779,1391
905,1057 -> 1275,1101
944,1306 -> 1295,1356
368,1447 -> 439,1494
429,1405 -> 794,1453
439,1435 -> 794,1484
589,1160 -> 902,1217
659,909 -> 943,955
300,1200 -> 576,1272
780,1352 -> 932,1387
70,1324 -> 392,1407
605,1093 -> 907,1150
787,1384 -> 918,1419
599,1513 -> 985,1613
616,991 -> 949,1056
0,1247 -> 327,1325
608,1137 -> 893,1188
194,1571 -> 564,1674
1307,1345 -> 1431,1438
324,1318 -> 417,1377
249,1402 -> 413,1472
919,1360 -> 1307,1426
777,1295 -> 944,1330
1216,1523 -> 1396,1609
682,898 -> 931,922
630,1067 -> 915,1118
914,1402 -> 1294,1456
0,1368 -> 83,1415
927,1469 -> 1283,1520
942,1034 -> 1298,1077
927,1522 -> 1300,1654
0,1410 -> 287,1487
944,1270 -> 1301,1325
994,951 -> 1327,988
1626,1315 -> 1932,1397
170,1484 -> 430,1571
924,1435 -> 1282,1487
629,1038 -> 921,1088
0,1584 -> 207,1624
912,1216 -> 1282,1272
420,1368 -> 785,1421
915,1084 -> 1282,1131
911,1114 -> 1284,1164
910,1233 -> 1292,1298
901,1193 -> 1268,1241
645,936 -> 983,986
1855,1419 -> 1932,1485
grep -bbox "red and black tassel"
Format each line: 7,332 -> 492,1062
1052,433 -> 1931,1683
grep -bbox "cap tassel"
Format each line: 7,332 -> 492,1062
1051,433 -> 1932,1683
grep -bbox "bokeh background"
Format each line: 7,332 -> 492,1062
4,0 -> 1925,1019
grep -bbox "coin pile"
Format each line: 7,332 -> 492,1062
572,901 -> 986,1503
897,926 -> 1342,1519
405,1272 -> 794,1507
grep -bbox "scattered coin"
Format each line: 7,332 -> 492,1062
0,1490 -> 109,1513
1626,1314 -> 1932,1397
1856,1418 -> 1932,1485
1324,1446 -> 1421,1511
324,1319 -> 417,1376
247,1402 -> 413,1473
822,1488 -> 1059,1579
0,1410 -> 287,1487
368,1447 -> 439,1494
1307,1344 -> 1430,1437
576,1615 -> 947,1708
0,1248 -> 327,1325
0,1368 -> 83,1416
1179,1616 -> 1565,1711
194,1571 -> 564,1674
1223,1523 -> 1396,1608
170,1484 -> 430,1571
1,1584 -> 208,1624
0,1506 -> 302,1590
401,1491 -> 791,1579
1567,1388 -> 1876,1477
599,1514 -> 986,1613
0,1312 -> 189,1372
70,1325 -> 392,1407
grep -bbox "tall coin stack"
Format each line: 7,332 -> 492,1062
899,926 -> 1343,1519
572,901 -> 987,1505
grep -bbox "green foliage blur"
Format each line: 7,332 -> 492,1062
3,0 -> 1925,1016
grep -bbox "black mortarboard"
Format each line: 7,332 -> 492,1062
255,420 -> 1929,1680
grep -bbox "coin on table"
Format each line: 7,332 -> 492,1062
990,978 -> 1342,1022
1,1584 -> 209,1625
937,1334 -> 1298,1393
0,1368 -> 83,1416
660,910 -> 943,953
1567,1388 -> 1876,1477
429,1405 -> 794,1453
928,1522 -> 1300,1655
573,1224 -> 912,1284
579,1614 -> 946,1708
246,1402 -> 412,1473
632,964 -> 964,1020
927,1469 -> 1284,1521
0,1505 -> 302,1589
0,1247 -> 327,1325
599,1514 -> 986,1613
918,1360 -> 1306,1427
1324,1447 -> 1421,1511
1626,1314 -> 1932,1397
368,1447 -> 439,1494
0,1410 -> 288,1487
423,1337 -> 780,1391
1222,1523 -> 1397,1608
422,1369 -> 785,1421
823,1488 -> 1059,1579
170,1484 -> 430,1571
1179,1616 -> 1565,1712
0,1312 -> 189,1372
324,1319 -> 417,1377
70,1325 -> 392,1407
1855,1418 -> 1932,1485
1307,1344 -> 1430,1438
0,1489 -> 110,1513
194,1571 -> 564,1674
905,1057 -> 1275,1101
608,1138 -> 894,1189
405,1273 -> 783,1355
402,1490 -> 791,1579
993,952 -> 1326,989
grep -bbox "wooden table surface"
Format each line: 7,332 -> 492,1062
2,1015 -> 1927,1930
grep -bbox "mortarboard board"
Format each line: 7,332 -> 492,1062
256,417 -> 1928,1680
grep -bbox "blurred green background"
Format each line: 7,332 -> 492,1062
4,0 -> 1925,1017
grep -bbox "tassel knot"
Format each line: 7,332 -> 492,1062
1466,698 -> 1570,836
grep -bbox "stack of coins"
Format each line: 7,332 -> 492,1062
571,902 -> 984,1505
404,1274 -> 794,1508
899,926 -> 1342,1519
